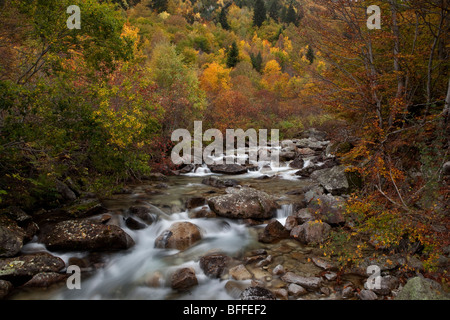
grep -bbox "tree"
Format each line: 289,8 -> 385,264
200,62 -> 231,94
218,6 -> 230,30
250,51 -> 263,73
284,3 -> 298,26
306,45 -> 314,64
149,0 -> 168,13
302,0 -> 450,270
226,41 -> 240,68
253,0 -> 266,27
268,0 -> 279,22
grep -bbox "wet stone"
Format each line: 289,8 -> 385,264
240,286 -> 276,300
199,253 -> 231,278
171,267 -> 198,291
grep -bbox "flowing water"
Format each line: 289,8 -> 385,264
13,153 -> 322,300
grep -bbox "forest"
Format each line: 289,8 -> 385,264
0,0 -> 449,300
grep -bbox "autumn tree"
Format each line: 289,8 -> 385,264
303,0 -> 450,270
200,61 -> 231,94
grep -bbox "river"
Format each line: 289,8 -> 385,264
12,144 -> 343,300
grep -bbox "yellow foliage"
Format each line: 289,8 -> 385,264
200,62 -> 231,93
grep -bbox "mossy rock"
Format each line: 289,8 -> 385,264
396,276 -> 450,300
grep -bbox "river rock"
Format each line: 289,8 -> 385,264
38,219 -> 135,251
281,140 -> 295,149
323,272 -> 337,281
128,205 -> 157,225
170,267 -> 198,291
179,164 -> 195,174
0,252 -> 65,281
186,197 -> 206,209
154,222 -> 202,251
0,280 -> 13,299
258,220 -> 290,243
341,284 -> 355,299
240,286 -> 276,300
225,280 -> 250,299
201,176 -> 239,188
208,164 -> 248,175
307,194 -> 346,225
290,221 -> 331,244
22,272 -> 67,287
311,257 -> 336,271
370,275 -> 399,295
229,264 -> 252,280
207,187 -> 278,220
288,283 -> 307,297
0,216 -> 25,258
284,216 -> 298,231
272,264 -> 285,276
395,276 -> 450,300
281,272 -> 322,290
199,253 -> 231,278
310,166 -> 349,195
273,288 -> 288,300
289,156 -> 304,169
279,151 -> 296,161
295,138 -> 328,151
125,217 -> 147,230
55,180 -> 77,203
358,289 -> 378,300
295,208 -> 315,224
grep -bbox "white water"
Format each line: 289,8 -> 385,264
49,210 -> 254,300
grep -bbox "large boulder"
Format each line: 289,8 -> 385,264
310,165 -> 350,195
0,216 -> 25,258
395,276 -> 450,300
208,164 -> 248,175
0,252 -> 65,281
207,187 -> 278,220
154,222 -> 202,251
38,219 -> 135,251
290,221 -> 331,244
307,194 -> 346,226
